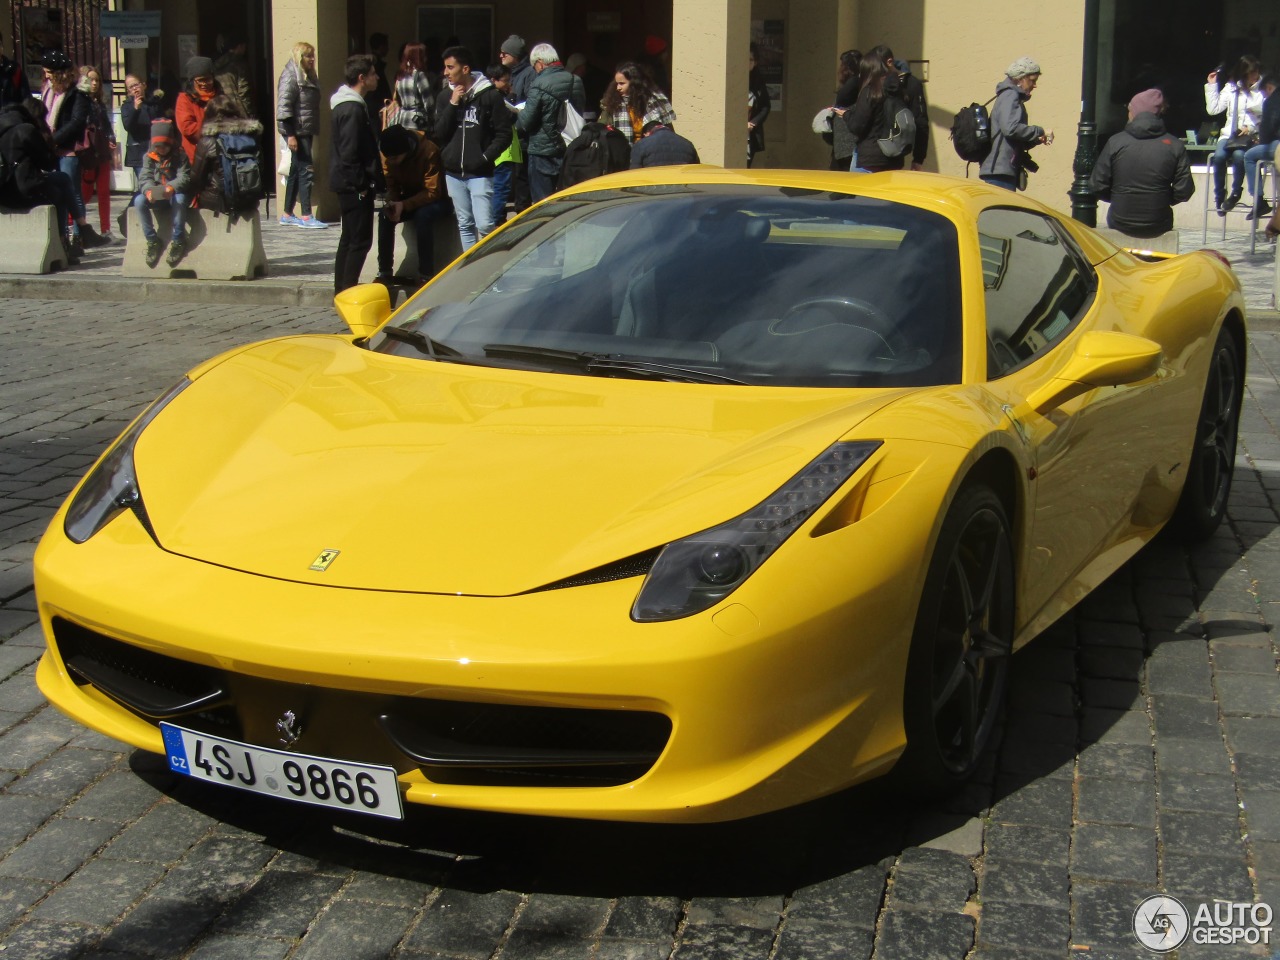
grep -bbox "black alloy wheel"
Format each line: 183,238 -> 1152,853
1175,327 -> 1242,541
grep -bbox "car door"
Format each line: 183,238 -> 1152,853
974,207 -> 1168,625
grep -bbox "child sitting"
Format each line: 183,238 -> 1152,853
134,118 -> 193,268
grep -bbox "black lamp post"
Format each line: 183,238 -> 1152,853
1069,0 -> 1101,224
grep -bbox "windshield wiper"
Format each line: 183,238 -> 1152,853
482,343 -> 745,385
381,325 -> 466,360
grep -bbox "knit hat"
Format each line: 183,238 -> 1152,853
1005,57 -> 1041,79
40,49 -> 73,71
500,35 -> 526,58
149,118 -> 175,146
184,55 -> 214,80
1127,88 -> 1164,119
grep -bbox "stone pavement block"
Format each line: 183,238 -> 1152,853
1079,708 -> 1153,746
291,899 -> 417,960
603,896 -> 683,940
0,791 -> 65,855
0,917 -> 99,958
1010,643 -> 1076,683
1161,810 -> 1246,856
0,815 -> 120,882
1151,694 -> 1222,738
99,800 -> 215,863
1072,823 -> 1158,884
1223,715 -> 1280,755
1241,789 -> 1280,840
97,895 -> 226,958
889,848 -> 974,911
998,711 -> 1077,747
1154,736 -> 1233,775
499,927 -> 598,960
773,921 -> 873,960
5,745 -> 121,798
152,835 -> 277,906
1078,620 -> 1144,648
989,778 -> 1073,827
978,858 -> 1068,907
61,769 -> 164,823
213,870 -> 345,938
0,707 -> 80,770
685,896 -> 783,930
1158,773 -> 1241,813
1077,742 -> 1155,781
907,812 -> 984,856
1077,777 -> 1157,827
1211,642 -> 1277,674
1007,678 -> 1076,716
1079,644 -> 1145,680
1071,880 -> 1160,948
873,909 -> 974,960
975,899 -> 1070,952
785,864 -> 885,929
1163,852 -> 1255,904
1214,672 -> 1280,715
0,876 -> 52,928
402,888 -> 520,957
0,639 -> 44,679
673,924 -> 774,959
517,892 -> 612,936
185,934 -> 293,960
30,857 -> 166,927
981,822 -> 1070,866
996,733 -> 1075,780
1080,677 -> 1143,710
341,869 -> 433,908
1234,753 -> 1280,791
594,940 -> 674,960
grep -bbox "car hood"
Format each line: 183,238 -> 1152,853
135,337 -> 906,595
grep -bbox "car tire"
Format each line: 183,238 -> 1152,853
899,483 -> 1014,792
1173,326 -> 1242,542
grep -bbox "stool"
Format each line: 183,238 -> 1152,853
1249,158 -> 1277,255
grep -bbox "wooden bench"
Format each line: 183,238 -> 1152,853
123,206 -> 267,280
0,204 -> 68,273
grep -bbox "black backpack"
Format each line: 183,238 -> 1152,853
557,122 -> 631,189
950,96 -> 996,164
216,133 -> 264,211
877,92 -> 917,159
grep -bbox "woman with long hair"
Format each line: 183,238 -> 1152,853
276,41 -> 326,226
600,61 -> 675,143
391,42 -> 439,132
829,49 -> 862,170
841,52 -> 906,173
191,94 -> 263,217
77,64 -> 117,241
1206,54 -> 1265,213
39,51 -> 105,251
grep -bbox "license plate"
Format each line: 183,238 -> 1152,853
159,723 -> 404,820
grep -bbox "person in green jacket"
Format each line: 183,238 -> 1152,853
515,43 -> 585,203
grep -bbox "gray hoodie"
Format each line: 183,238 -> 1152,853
978,77 -> 1045,182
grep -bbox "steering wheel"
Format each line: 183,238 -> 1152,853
775,296 -> 897,357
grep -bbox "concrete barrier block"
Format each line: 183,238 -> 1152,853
123,206 -> 268,280
0,204 -> 68,274
1096,227 -> 1180,255
359,207 -> 464,285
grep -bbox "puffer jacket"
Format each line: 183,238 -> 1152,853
978,77 -> 1044,181
517,64 -> 585,158
0,103 -> 57,208
1090,112 -> 1194,237
190,116 -> 263,213
1205,80 -> 1264,139
276,59 -> 321,138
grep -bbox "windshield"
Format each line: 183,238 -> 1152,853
371,184 -> 963,387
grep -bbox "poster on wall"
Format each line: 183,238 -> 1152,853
751,19 -> 784,112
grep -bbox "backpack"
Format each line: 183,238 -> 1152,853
557,122 -> 631,188
950,96 -> 997,164
877,92 -> 917,159
216,133 -> 264,211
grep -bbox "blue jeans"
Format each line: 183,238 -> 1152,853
491,162 -> 512,223
283,136 -> 315,216
133,191 -> 190,242
980,175 -> 1019,191
1244,140 -> 1278,198
528,154 -> 562,204
445,174 -> 494,250
1211,140 -> 1247,199
57,154 -> 87,228
42,170 -> 76,237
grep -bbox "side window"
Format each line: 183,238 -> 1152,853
979,208 -> 1096,378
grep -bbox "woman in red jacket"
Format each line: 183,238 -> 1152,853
174,56 -> 220,164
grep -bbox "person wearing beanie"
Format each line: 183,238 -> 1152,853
499,33 -> 533,213
133,116 -> 194,268
1089,87 -> 1193,238
978,56 -> 1052,191
374,124 -> 448,286
175,55 -> 221,164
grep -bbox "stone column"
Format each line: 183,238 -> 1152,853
672,0 -> 750,167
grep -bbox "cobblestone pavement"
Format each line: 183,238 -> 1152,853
2,297 -> 1280,960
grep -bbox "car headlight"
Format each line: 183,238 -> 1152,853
64,379 -> 191,544
632,441 -> 882,622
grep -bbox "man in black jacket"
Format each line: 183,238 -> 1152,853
433,46 -> 512,250
630,121 -> 699,168
0,98 -> 79,263
329,55 -> 382,293
1090,89 -> 1194,238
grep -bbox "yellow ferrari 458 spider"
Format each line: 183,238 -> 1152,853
34,169 -> 1244,823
